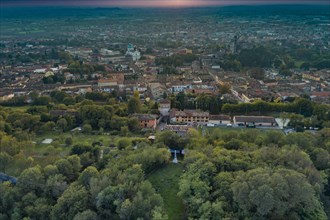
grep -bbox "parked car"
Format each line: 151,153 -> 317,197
246,123 -> 256,128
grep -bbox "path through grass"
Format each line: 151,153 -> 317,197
148,163 -> 185,220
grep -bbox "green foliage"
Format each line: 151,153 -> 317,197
238,46 -> 275,68
157,131 -> 188,150
148,164 -> 184,220
1,93 -> 330,220
45,174 -> 68,199
82,124 -> 92,134
50,184 -> 89,220
248,67 -> 265,80
127,96 -> 141,114
117,138 -> 131,150
176,126 -> 330,219
78,166 -> 99,188
17,166 -> 45,194
79,105 -> 111,130
65,137 -> 73,146
85,92 -> 109,102
73,210 -> 97,220
0,152 -> 11,172
56,118 -> 68,132
231,168 -> 326,219
155,54 -> 197,67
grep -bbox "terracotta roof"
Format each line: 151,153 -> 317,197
132,114 -> 157,121
170,109 -> 209,118
312,91 -> 330,97
158,99 -> 171,104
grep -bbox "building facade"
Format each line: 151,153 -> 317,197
132,114 -> 158,129
233,116 -> 277,127
209,115 -> 231,125
158,99 -> 171,116
170,109 -> 209,125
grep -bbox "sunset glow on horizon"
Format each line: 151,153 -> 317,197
2,0 -> 329,7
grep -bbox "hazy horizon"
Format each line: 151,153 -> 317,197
1,0 -> 329,7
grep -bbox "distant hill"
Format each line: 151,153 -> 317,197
1,5 -> 329,19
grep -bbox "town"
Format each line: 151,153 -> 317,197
1,5 -> 330,220
1,7 -> 329,132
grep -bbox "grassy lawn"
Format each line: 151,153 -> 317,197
1,105 -> 30,112
6,131 -> 147,176
204,126 -> 280,133
148,163 -> 185,220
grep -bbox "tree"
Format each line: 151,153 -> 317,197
79,105 -> 111,130
248,67 -> 265,80
17,166 -> 45,194
50,184 -> 89,220
127,97 -> 141,114
65,137 -> 73,146
117,139 -> 131,150
34,96 -> 51,105
178,158 -> 216,219
162,91 -> 168,99
56,118 -> 68,132
120,126 -> 129,136
157,131 -> 187,150
129,181 -> 165,220
40,121 -> 56,133
63,97 -> 76,106
127,118 -> 140,132
238,47 -> 275,68
73,210 -> 97,220
45,174 -> 68,199
175,92 -> 186,110
82,124 -> 92,134
0,152 -> 11,172
300,62 -> 311,70
231,168 -> 326,219
219,83 -> 231,95
313,104 -> 330,121
50,91 -> 66,103
295,98 -> 313,117
96,185 -> 124,218
55,155 -> 81,182
78,166 -> 99,188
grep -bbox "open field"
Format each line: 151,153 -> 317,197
6,131 -> 147,176
148,163 -> 185,220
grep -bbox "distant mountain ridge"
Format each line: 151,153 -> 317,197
1,5 -> 329,19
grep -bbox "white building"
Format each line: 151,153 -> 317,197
126,43 -> 141,61
170,84 -> 192,93
100,48 -> 121,56
158,99 -> 171,116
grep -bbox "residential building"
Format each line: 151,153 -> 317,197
97,73 -> 124,87
164,124 -> 192,136
149,82 -> 167,100
170,109 -> 209,125
233,116 -> 277,127
209,115 -> 231,125
132,114 -> 158,129
158,99 -> 171,116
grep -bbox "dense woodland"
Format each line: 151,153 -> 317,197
178,128 -> 330,219
0,91 -> 330,219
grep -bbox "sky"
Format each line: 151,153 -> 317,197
1,0 -> 329,7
